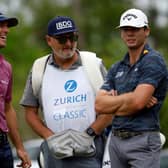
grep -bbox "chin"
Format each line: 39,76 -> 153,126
60,53 -> 73,60
0,45 -> 5,48
65,55 -> 74,59
64,51 -> 75,58
128,45 -> 137,49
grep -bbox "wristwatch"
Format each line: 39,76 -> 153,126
86,127 -> 97,137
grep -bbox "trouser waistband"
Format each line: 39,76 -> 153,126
112,130 -> 142,139
0,131 -> 8,145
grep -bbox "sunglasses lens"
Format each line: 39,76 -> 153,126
53,34 -> 78,44
72,34 -> 78,41
58,37 -> 67,44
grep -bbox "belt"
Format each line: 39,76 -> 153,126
112,130 -> 142,139
0,131 -> 8,145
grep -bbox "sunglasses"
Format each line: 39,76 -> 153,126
52,34 -> 78,44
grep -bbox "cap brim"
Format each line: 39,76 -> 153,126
116,25 -> 145,29
116,22 -> 149,29
6,18 -> 18,27
115,25 -> 120,29
0,17 -> 18,27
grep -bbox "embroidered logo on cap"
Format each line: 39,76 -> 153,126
56,21 -> 73,30
123,14 -> 138,21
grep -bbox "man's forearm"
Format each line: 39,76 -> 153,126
25,106 -> 54,139
90,114 -> 113,135
95,84 -> 155,116
95,91 -> 124,114
5,103 -> 24,149
95,91 -> 142,115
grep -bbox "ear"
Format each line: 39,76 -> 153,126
46,35 -> 52,46
145,27 -> 150,37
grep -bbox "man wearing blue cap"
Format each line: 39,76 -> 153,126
20,16 -> 112,168
0,13 -> 31,168
95,8 -> 168,168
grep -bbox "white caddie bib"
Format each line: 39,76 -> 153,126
42,64 -> 96,133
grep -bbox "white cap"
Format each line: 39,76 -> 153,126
160,132 -> 166,147
118,8 -> 148,28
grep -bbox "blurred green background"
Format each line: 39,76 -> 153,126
1,0 -> 168,147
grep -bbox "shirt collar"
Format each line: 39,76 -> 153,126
48,49 -> 82,70
121,43 -> 151,65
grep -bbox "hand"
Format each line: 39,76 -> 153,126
96,89 -> 117,97
71,130 -> 96,157
16,149 -> 31,168
146,96 -> 158,108
108,89 -> 118,96
96,90 -> 109,96
46,131 -> 74,159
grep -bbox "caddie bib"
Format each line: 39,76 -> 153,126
41,64 -> 96,133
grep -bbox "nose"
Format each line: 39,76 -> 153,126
65,38 -> 72,45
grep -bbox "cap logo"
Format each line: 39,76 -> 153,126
123,14 -> 138,21
56,20 -> 73,30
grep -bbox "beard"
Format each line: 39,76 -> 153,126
53,46 -> 77,60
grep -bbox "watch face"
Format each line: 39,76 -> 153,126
87,128 -> 93,134
86,127 -> 96,136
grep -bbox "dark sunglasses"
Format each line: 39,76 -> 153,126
52,34 -> 78,44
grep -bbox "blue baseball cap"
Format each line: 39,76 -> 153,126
0,13 -> 18,27
47,16 -> 78,36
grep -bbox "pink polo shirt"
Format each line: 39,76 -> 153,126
0,54 -> 12,132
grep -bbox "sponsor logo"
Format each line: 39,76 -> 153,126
134,68 -> 138,72
0,80 -> 8,85
56,21 -> 73,30
54,94 -> 87,106
64,80 -> 77,93
53,109 -> 87,121
115,71 -> 124,78
102,160 -> 111,166
123,14 -> 138,21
